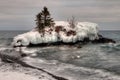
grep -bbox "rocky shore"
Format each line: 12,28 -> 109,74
0,47 -> 120,80
0,48 -> 68,80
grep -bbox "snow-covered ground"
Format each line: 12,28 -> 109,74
0,62 -> 56,80
12,21 -> 99,47
0,72 -> 40,80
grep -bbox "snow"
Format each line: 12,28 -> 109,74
76,22 -> 99,40
12,21 -> 99,47
12,29 -> 58,46
0,60 -> 57,80
0,71 -> 40,80
59,31 -> 77,43
55,21 -> 75,31
55,21 -> 69,27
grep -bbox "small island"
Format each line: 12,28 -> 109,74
12,7 -> 115,48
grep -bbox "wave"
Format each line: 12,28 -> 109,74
101,42 -> 120,51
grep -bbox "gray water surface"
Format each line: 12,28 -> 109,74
0,30 -> 120,80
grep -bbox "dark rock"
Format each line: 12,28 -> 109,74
21,53 -> 27,57
27,41 -> 81,47
92,34 -> 116,43
66,30 -> 76,36
55,26 -> 63,33
0,48 -> 22,63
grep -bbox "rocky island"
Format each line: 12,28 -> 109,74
12,7 -> 115,48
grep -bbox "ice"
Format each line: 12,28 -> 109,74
23,56 -> 120,80
12,21 -> 99,47
20,44 -> 120,80
55,21 -> 69,27
0,60 -> 57,80
0,72 -> 40,80
76,22 -> 99,40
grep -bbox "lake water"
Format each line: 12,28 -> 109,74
0,30 -> 120,80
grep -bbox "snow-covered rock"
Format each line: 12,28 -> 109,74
76,22 -> 99,40
12,21 -> 99,47
55,21 -> 69,27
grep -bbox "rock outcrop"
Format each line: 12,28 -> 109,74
12,21 -> 116,47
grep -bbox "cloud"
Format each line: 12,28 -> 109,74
0,0 -> 120,30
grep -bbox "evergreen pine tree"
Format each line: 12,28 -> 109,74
35,6 -> 54,33
35,13 -> 44,32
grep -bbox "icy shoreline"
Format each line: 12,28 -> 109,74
0,62 -> 57,80
0,47 -> 120,80
0,48 -> 68,80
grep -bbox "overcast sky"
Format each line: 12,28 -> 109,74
0,0 -> 120,30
